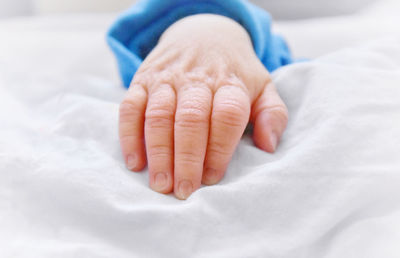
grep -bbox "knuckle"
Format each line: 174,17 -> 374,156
175,106 -> 209,128
131,71 -> 149,86
176,150 -> 203,164
207,143 -> 232,157
145,104 -> 175,129
146,116 -> 172,130
268,105 -> 289,124
153,70 -> 177,87
159,70 -> 176,82
146,102 -> 175,115
184,72 -> 214,88
179,87 -> 212,104
146,116 -> 173,129
146,107 -> 174,119
176,85 -> 212,128
147,144 -> 171,158
119,100 -> 142,120
119,134 -> 135,144
218,75 -> 247,91
214,101 -> 249,127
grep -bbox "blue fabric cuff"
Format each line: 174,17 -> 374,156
107,0 -> 293,88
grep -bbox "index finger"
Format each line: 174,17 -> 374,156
119,83 -> 148,171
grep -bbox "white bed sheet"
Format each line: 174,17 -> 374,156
1,1 -> 400,257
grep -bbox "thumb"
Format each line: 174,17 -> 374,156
251,82 -> 288,153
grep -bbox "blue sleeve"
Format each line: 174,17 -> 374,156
107,0 -> 293,88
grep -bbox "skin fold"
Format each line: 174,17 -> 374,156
119,14 -> 288,200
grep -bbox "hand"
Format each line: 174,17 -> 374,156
119,14 -> 288,199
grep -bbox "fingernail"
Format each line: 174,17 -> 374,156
270,132 -> 278,152
152,172 -> 168,192
203,168 -> 218,185
176,180 -> 193,200
126,154 -> 137,170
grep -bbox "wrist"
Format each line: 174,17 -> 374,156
159,14 -> 253,49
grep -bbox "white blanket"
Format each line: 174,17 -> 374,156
1,1 -> 400,257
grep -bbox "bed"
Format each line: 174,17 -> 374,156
1,0 -> 400,257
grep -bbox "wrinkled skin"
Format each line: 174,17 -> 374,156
119,14 -> 288,200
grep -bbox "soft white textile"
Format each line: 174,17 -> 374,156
252,0 -> 376,19
1,1 -> 400,257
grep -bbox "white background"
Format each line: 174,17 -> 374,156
0,0 -> 377,19
0,0 -> 134,18
0,0 -> 32,18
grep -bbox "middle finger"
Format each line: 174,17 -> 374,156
174,85 -> 212,200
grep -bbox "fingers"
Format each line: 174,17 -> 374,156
202,86 -> 251,185
251,83 -> 288,153
174,86 -> 212,200
145,84 -> 176,194
119,83 -> 148,171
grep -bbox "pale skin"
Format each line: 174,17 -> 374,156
119,14 -> 288,200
